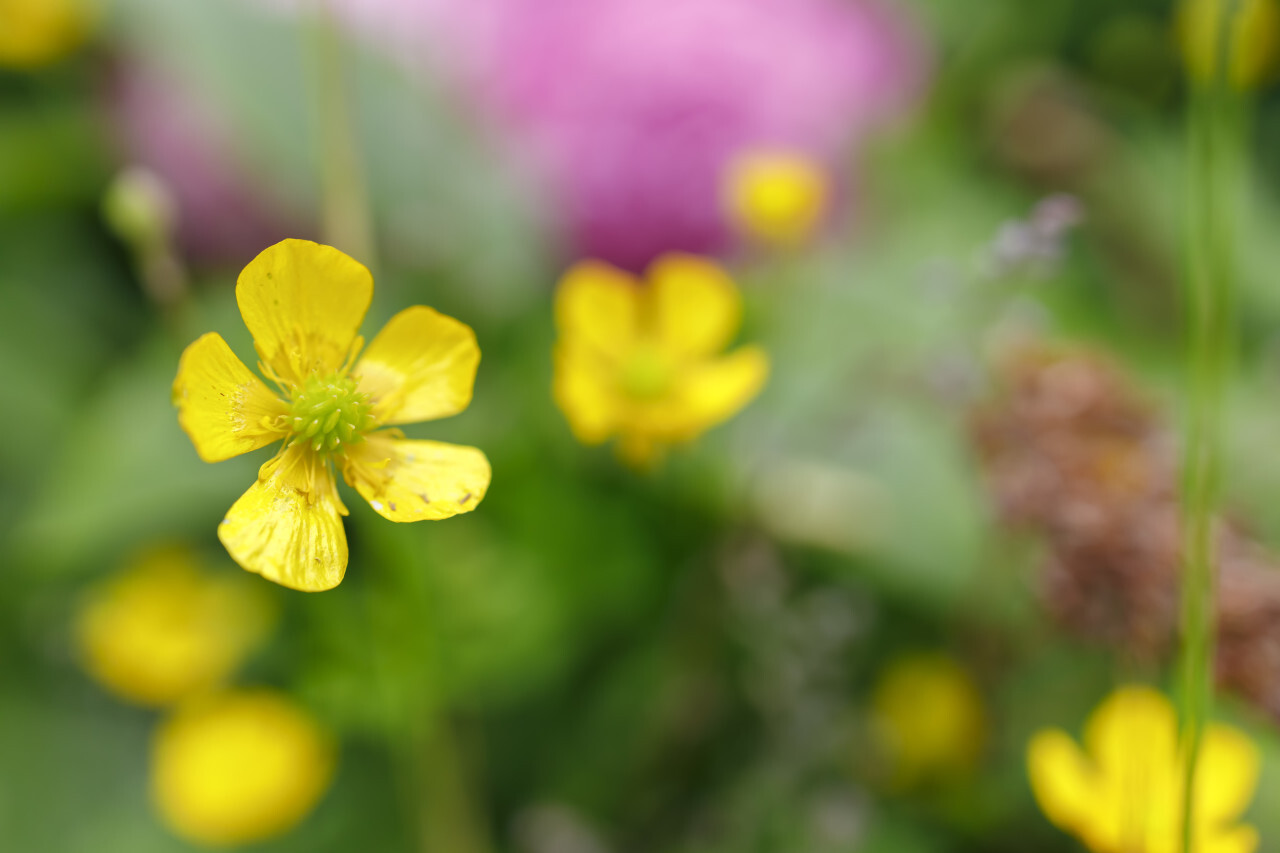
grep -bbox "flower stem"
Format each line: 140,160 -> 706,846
308,0 -> 376,266
1179,2 -> 1243,850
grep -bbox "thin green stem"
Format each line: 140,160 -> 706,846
308,0 -> 376,266
1179,3 -> 1243,851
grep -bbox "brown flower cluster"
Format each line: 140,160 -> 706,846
972,346 -> 1280,718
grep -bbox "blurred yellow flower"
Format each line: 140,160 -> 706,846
1177,0 -> 1280,89
553,255 -> 769,466
152,689 -> 334,846
0,0 -> 88,68
76,545 -> 274,707
870,653 -> 985,788
726,150 -> 829,247
1028,685 -> 1260,853
173,239 -> 490,591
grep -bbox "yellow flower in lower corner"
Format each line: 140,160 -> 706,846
870,654 -> 985,788
0,0 -> 89,68
152,689 -> 334,847
173,238 -> 491,591
76,545 -> 274,707
1028,686 -> 1260,853
725,150 -> 830,248
553,255 -> 769,466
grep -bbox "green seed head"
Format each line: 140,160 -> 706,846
620,345 -> 673,400
288,374 -> 375,454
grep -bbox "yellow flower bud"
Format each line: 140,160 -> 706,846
152,690 -> 335,846
76,545 -> 275,707
1177,0 -> 1280,89
869,654 -> 985,788
725,150 -> 829,248
0,0 -> 90,69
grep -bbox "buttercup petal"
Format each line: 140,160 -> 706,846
354,306 -> 480,426
219,445 -> 348,592
553,343 -> 620,444
1196,723 -> 1262,824
1084,686 -> 1179,783
236,239 -> 373,387
555,260 -> 640,357
1202,824 -> 1261,853
647,253 -> 742,358
1027,729 -> 1097,833
173,333 -> 289,462
666,345 -> 769,438
342,433 -> 490,522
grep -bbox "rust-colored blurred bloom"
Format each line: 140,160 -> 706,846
553,254 -> 768,466
973,345 -> 1280,721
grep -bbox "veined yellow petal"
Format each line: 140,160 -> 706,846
665,345 -> 769,438
173,333 -> 289,463
219,446 -> 348,592
555,260 -> 640,357
647,253 -> 742,358
1196,723 -> 1261,825
236,239 -> 373,387
553,343 -> 621,444
354,306 -> 479,426
1027,729 -> 1097,833
342,433 -> 490,522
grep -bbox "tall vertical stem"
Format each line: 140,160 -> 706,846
1180,2 -> 1242,850
308,0 -> 376,266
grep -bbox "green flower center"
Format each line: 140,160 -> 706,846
288,374 -> 375,454
620,346 -> 673,400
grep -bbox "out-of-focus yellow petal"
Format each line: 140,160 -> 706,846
1197,723 -> 1262,824
1027,729 -> 1097,833
1084,686 -> 1178,779
0,0 -> 88,69
173,333 -> 288,463
218,446 -> 348,592
342,433 -> 490,522
665,345 -> 769,438
236,239 -> 372,387
1203,824 -> 1261,853
647,254 -> 742,359
151,689 -> 334,847
555,260 -> 639,357
76,545 -> 274,707
1178,0 -> 1280,90
725,150 -> 829,247
553,343 -> 621,444
354,306 -> 479,426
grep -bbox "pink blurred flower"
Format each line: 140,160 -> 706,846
310,0 -> 931,270
108,61 -> 303,264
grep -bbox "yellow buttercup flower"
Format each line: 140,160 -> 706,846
1028,685 -> 1260,853
870,654 -> 985,788
725,150 -> 829,247
1177,0 -> 1280,89
553,254 -> 769,466
173,239 -> 491,591
152,689 -> 334,846
76,545 -> 274,707
0,0 -> 89,69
